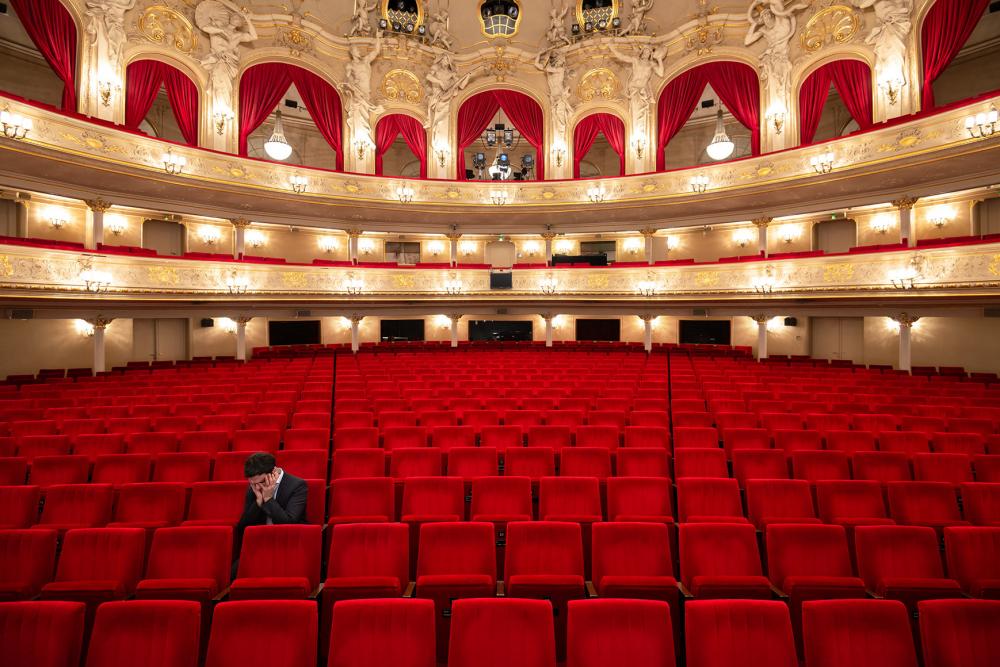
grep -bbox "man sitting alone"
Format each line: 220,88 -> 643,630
236,452 -> 308,552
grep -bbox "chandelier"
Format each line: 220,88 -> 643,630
705,109 -> 734,161
264,110 -> 293,161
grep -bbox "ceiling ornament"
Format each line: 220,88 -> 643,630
274,26 -> 314,57
683,0 -> 724,56
800,4 -> 861,53
483,46 -> 517,82
380,69 -> 423,104
577,68 -> 621,102
138,5 -> 198,54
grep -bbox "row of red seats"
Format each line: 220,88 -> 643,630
333,409 -> 666,432
675,410 -> 1000,434
6,596 -> 994,667
2,411 -> 329,438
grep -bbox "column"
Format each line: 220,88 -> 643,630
14,198 -> 28,238
542,232 -> 556,265
448,313 -> 461,348
752,314 -> 769,361
542,313 -> 555,348
347,229 -> 362,264
349,314 -> 363,353
85,198 -> 111,250
89,317 -> 113,374
641,228 -> 657,266
892,313 -> 919,372
753,216 -> 772,258
230,218 -> 249,259
892,197 -> 918,248
640,314 -> 654,352
447,232 -> 461,267
235,316 -> 251,361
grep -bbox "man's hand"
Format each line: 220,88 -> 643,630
260,470 -> 278,503
251,481 -> 264,507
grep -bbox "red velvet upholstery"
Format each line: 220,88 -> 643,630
617,448 -> 671,477
448,598 -> 555,667
826,430 -> 877,455
679,523 -> 772,598
152,453 -> 212,483
33,484 -> 114,533
178,431 -> 229,455
109,483 -> 187,530
623,426 -> 670,449
607,477 -> 674,523
328,599 -> 436,667
328,478 -> 395,525
205,600 -> 317,667
567,599 -> 675,667
505,447 -> 555,480
958,482 -> 1000,526
389,448 -> 443,479
559,448 -> 612,480
685,600 -> 797,667
331,449 -> 385,479
182,482 -> 246,527
126,432 -> 179,455
816,480 -> 895,530
887,481 -> 969,533
230,525 -> 321,599
879,432 -> 931,455
0,601 -> 85,667
746,479 -> 820,528
84,600 -> 201,667
40,527 -> 146,612
0,529 -> 57,600
29,455 -> 89,487
792,451 -> 851,481
333,427 -> 379,450
732,449 -> 789,486
274,449 -> 328,481
91,454 -> 151,486
853,452 -> 912,483
675,448 -> 728,478
0,485 -> 40,528
674,427 -> 719,449
676,478 -> 747,523
943,526 -> 1000,598
447,447 -> 498,480
801,599 -> 918,667
918,599 -> 1000,667
136,526 -> 233,602
431,426 -> 476,451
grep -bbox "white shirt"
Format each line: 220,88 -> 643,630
265,468 -> 284,525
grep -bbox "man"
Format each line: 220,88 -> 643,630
235,452 -> 308,553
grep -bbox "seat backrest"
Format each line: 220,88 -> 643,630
606,477 -> 673,520
417,521 -> 496,582
960,482 -> 1000,526
792,451 -> 851,481
448,598 -> 555,667
333,427 -> 379,450
731,449 -> 788,486
684,600 -> 797,667
675,448 -> 728,478
84,600 -> 201,667
37,484 -> 114,527
816,481 -> 888,521
765,524 -> 854,590
186,482 -> 247,523
539,477 -> 602,520
855,525 -> 946,590
389,448 -> 443,479
567,599 -> 675,667
912,454 -> 973,484
574,426 -> 619,451
826,430 -> 877,455
331,450 -> 385,479
283,429 -> 329,451
505,521 -> 583,579
205,600 -> 317,667
559,448 -> 612,479
801,599 -> 918,667
852,452 -> 912,483
745,479 -> 816,527
887,481 -> 963,524
616,448 -> 670,477
504,447 -> 555,479
0,529 -> 57,598
401,476 -> 464,520
623,426 -> 670,449
383,427 -> 429,451
878,432 -> 930,454
942,526 -> 1000,594
676,478 -> 743,522
236,525 -> 321,590
432,426 -> 476,451
55,527 -> 146,592
145,526 -> 233,592
0,600 -> 85,667
673,426 -> 718,449
327,523 -> 408,590
0,485 -> 41,528
680,523 -> 763,589
918,599 -> 1000,667
447,447 -> 498,480
328,478 -> 395,521
113,483 -> 187,524
591,522 -> 672,589
470,476 -> 532,520
328,599 -> 436,667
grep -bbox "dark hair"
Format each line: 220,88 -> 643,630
244,452 -> 276,478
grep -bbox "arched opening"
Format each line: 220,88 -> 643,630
125,60 -> 199,146
656,61 -> 760,171
456,89 -> 543,180
920,0 -> 998,109
798,59 -> 873,145
238,63 -> 344,170
5,0 -> 78,111
573,113 -> 625,179
375,114 -> 427,178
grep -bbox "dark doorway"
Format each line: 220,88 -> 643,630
576,318 -> 621,342
380,319 -> 425,341
268,320 -> 321,346
679,319 -> 732,345
469,320 -> 533,341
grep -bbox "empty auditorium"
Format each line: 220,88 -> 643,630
1,1 -> 1000,666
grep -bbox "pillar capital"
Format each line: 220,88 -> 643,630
235,316 -> 253,326
348,313 -> 364,324
446,313 -> 463,322
751,314 -> 770,325
87,316 -> 114,329
346,228 -> 364,239
891,312 -> 920,328
85,198 -> 112,213
540,232 -> 557,240
640,228 -> 658,238
540,312 -> 556,322
639,313 -> 656,323
229,217 -> 251,229
892,196 -> 919,211
445,232 -> 462,241
751,216 -> 773,228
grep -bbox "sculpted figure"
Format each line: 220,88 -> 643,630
608,41 -> 667,108
535,50 -> 573,139
195,0 -> 258,110
744,1 -> 808,100
84,0 -> 137,67
852,0 -> 912,85
345,32 -> 385,143
424,52 -> 475,139
623,0 -> 654,36
350,0 -> 379,37
427,9 -> 453,50
546,3 -> 572,49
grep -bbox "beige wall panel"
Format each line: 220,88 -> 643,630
0,318 -> 131,378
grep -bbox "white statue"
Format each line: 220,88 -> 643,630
535,50 -> 573,140
852,0 -> 912,86
427,9 -> 453,50
350,0 -> 379,37
744,1 -> 808,101
608,41 -> 667,108
546,3 -> 572,49
344,32 -> 385,144
84,0 -> 137,67
424,52 -> 474,135
195,0 -> 258,111
623,0 -> 654,36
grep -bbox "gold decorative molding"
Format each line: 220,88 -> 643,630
890,312 -> 920,328
752,216 -> 773,228
235,316 -> 253,325
800,5 -> 861,53
138,5 -> 197,54
87,317 -> 114,329
229,217 -> 250,229
380,69 -> 423,104
751,314 -> 770,325
577,68 -> 621,102
640,228 -> 658,238
85,198 -> 112,213
892,196 -> 919,210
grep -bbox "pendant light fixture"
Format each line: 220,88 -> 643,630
263,110 -> 293,161
705,108 -> 735,161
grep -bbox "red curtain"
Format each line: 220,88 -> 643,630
921,0 -> 989,109
798,59 -> 873,145
125,60 -> 199,145
287,67 -> 344,171
10,0 -> 78,112
238,63 -> 293,156
375,114 -> 427,178
455,90 -> 544,180
573,113 -> 626,178
655,61 -> 759,169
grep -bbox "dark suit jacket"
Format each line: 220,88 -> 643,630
235,471 -> 308,550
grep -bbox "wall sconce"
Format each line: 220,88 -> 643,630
927,206 -> 953,229
443,272 -> 463,294
766,106 -> 786,135
551,314 -> 566,329
636,279 -> 657,297
888,267 -> 918,289
690,175 -> 709,193
163,148 -> 186,175
427,240 -> 445,256
522,240 -> 541,257
214,109 -> 234,136
97,79 -> 119,107
752,275 -> 775,294
200,226 -> 222,245
434,314 -> 452,330
318,236 -> 339,253
871,214 -> 894,235
458,240 -> 477,256
396,185 -> 414,203
665,236 -> 679,251
344,272 -> 364,294
878,73 -> 904,106
554,239 -> 574,254
633,135 -> 646,160
354,139 -> 370,160
553,144 -> 566,168
47,207 -> 68,229
779,225 -> 800,244
80,268 -> 112,292
357,238 -> 376,255
74,319 -> 95,337
225,272 -> 249,294
587,185 -> 607,204
434,145 -> 449,168
490,190 -> 510,206
217,317 -> 238,334
290,175 -> 308,194
245,230 -> 266,248
965,106 -> 998,138
733,229 -> 754,248
0,108 -> 31,139
623,237 -> 643,255
540,274 -> 558,294
810,152 -> 834,174
105,215 -> 127,236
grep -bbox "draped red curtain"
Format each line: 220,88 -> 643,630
287,67 -> 344,171
573,113 -> 626,178
921,0 -> 989,110
238,63 -> 293,157
125,60 -> 199,145
10,0 -> 78,112
455,90 -> 544,180
799,59 -> 873,145
655,61 -> 759,170
375,114 -> 427,178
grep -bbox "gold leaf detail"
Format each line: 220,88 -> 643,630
578,68 -> 621,102
800,5 -> 861,53
989,254 -> 1000,277
380,69 -> 423,104
138,5 -> 197,54
587,274 -> 609,289
694,271 -> 720,287
823,263 -> 854,282
281,272 -> 308,288
147,266 -> 179,285
394,274 -> 415,288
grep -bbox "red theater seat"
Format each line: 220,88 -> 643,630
675,448 -> 728,478
0,529 -> 57,601
178,431 -> 229,455
674,427 -> 718,449
792,451 -> 851,481
505,447 -> 555,480
153,452 -> 212,483
732,449 -> 788,486
918,599 -> 1000,667
331,449 -> 385,479
229,524 -> 321,599
136,526 -> 233,603
109,483 -> 187,530
879,432 -> 931,455
801,599 -> 918,667
39,527 -> 146,611
617,448 -> 670,477
84,599 -> 201,667
333,427 -> 379,450
182,482 -> 246,527
274,449 -> 328,480
0,485 -> 40,528
566,599 -> 675,667
684,600 -> 797,667
606,477 -> 674,524
816,481 -> 895,531
448,447 -> 498,481
448,598 -> 555,667
205,600 -> 317,667
33,484 -> 114,533
623,426 -> 670,449
328,478 -> 395,525
560,448 -> 612,479
746,479 -> 820,529
125,432 -> 179,455
943,526 -> 1000,598
0,600 -> 85,667
887,481 -> 968,533
283,428 -> 328,451
432,426 -> 476,451
679,523 -> 771,599
853,452 -> 912,483
826,430 -> 878,455
328,599 -> 436,667
676,478 -> 747,523
71,433 -> 126,460
961,482 -> 1000,526
574,426 -> 620,452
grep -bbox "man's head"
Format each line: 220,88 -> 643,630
244,452 -> 276,485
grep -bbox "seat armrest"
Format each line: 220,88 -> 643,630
213,586 -> 230,602
585,581 -> 598,598
678,582 -> 694,599
496,581 -> 505,597
770,584 -> 788,599
309,583 -> 323,599
403,582 -> 415,598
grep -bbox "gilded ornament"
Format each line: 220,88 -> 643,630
694,271 -> 720,288
587,274 -> 610,289
483,46 -> 517,83
281,272 -> 308,288
275,27 -> 313,57
756,162 -> 775,177
684,0 -> 724,56
823,263 -> 854,282
393,274 -> 415,289
577,68 -> 621,102
344,181 -> 362,194
800,5 -> 860,53
897,128 -> 921,148
138,5 -> 197,54
988,254 -> 1000,277
147,266 -> 179,285
0,255 -> 12,277
380,69 -> 423,104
